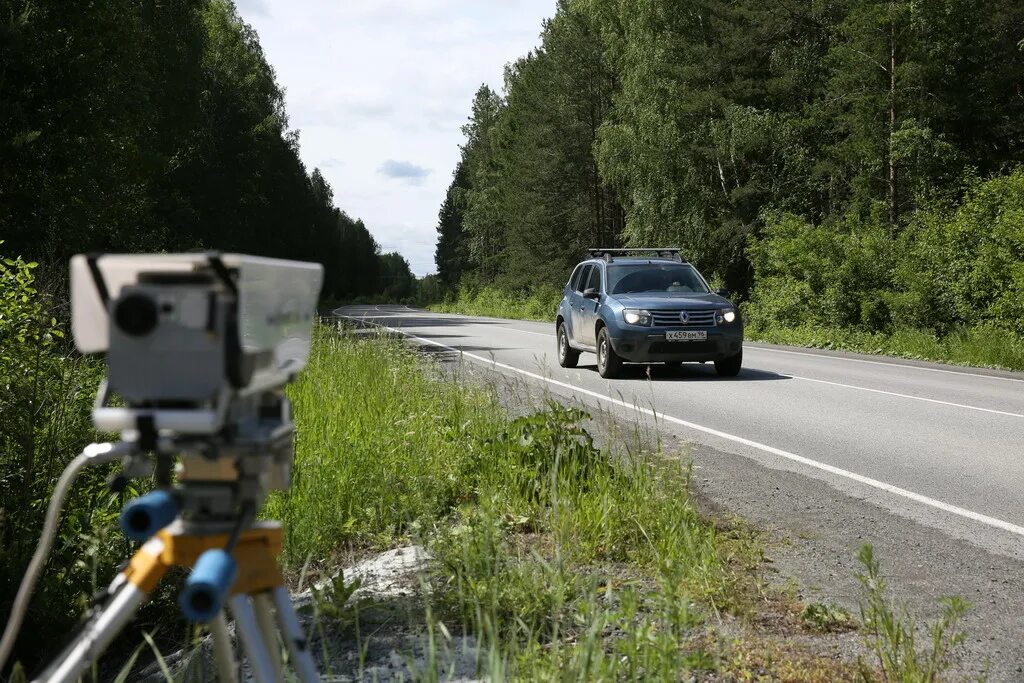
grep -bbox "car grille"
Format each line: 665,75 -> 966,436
650,309 -> 717,327
649,341 -> 716,354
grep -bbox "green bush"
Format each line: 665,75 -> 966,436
745,169 -> 1024,368
0,251 -> 129,670
900,169 -> 1024,336
746,210 -> 901,332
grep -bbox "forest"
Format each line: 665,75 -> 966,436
0,0 -> 414,301
435,0 -> 1024,354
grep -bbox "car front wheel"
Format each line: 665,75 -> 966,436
557,323 -> 580,368
596,327 -> 623,379
714,350 -> 743,377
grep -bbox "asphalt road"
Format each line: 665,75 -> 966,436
335,304 -> 1024,676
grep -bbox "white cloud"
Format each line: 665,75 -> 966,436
378,159 -> 431,184
235,0 -> 555,275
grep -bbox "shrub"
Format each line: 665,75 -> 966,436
745,169 -> 1024,365
746,211 -> 898,332
900,168 -> 1024,336
0,250 -> 128,670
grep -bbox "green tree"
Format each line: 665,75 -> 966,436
459,84 -> 507,283
0,0 -> 393,300
494,2 -> 622,287
435,160 -> 471,288
589,0 -> 821,292
455,2 -> 623,289
378,252 -> 416,301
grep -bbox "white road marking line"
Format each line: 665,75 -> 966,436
789,375 -> 1024,419
495,326 -> 552,337
341,314 -> 428,319
747,344 -> 1024,383
346,309 -> 556,336
346,307 -> 1024,413
337,312 -> 1024,539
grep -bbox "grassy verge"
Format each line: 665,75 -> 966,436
271,327 -> 801,678
428,285 -> 562,322
269,326 -> 972,680
746,322 -> 1024,372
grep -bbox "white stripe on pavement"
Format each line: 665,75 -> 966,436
747,344 -> 1024,383
787,375 -> 1024,419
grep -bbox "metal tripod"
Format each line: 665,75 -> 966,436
34,520 -> 317,683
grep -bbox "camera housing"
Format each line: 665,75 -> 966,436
70,253 -> 323,433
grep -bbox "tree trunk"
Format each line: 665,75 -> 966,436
888,21 -> 898,225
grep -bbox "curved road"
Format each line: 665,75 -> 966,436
336,304 -> 1024,676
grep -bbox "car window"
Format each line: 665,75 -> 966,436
606,264 -> 710,295
574,264 -> 593,293
567,264 -> 583,290
585,265 -> 602,292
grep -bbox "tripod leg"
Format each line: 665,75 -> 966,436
33,537 -> 168,683
270,586 -> 320,683
33,575 -> 148,683
253,593 -> 283,676
209,612 -> 239,683
228,594 -> 279,683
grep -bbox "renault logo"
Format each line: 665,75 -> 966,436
680,311 -> 690,323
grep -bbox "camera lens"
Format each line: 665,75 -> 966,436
114,293 -> 158,336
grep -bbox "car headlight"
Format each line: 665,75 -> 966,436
623,309 -> 651,326
717,307 -> 737,324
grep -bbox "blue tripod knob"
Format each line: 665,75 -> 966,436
179,549 -> 238,623
119,490 -> 178,542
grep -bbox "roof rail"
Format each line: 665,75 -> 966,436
586,248 -> 685,263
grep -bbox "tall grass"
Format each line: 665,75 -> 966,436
746,322 -> 1024,371
265,328 -> 505,563
428,284 -> 562,322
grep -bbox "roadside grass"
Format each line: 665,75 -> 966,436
747,322 -> 1024,372
428,284 -> 562,323
269,325 -> 984,680
855,545 -> 969,682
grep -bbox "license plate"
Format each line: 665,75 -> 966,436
666,330 -> 707,341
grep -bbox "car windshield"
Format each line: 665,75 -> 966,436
606,263 -> 709,295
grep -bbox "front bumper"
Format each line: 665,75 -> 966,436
607,325 -> 743,362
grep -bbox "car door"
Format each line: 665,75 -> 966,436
569,264 -> 592,344
577,264 -> 602,347
561,264 -> 582,333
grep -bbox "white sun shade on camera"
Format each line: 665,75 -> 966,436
70,253 -> 323,372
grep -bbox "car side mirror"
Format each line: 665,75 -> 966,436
715,288 -> 729,298
583,287 -> 600,300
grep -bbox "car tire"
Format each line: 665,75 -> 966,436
597,327 -> 622,379
714,350 -> 743,377
557,323 -> 580,368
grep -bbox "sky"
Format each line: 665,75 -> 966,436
234,0 -> 557,276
